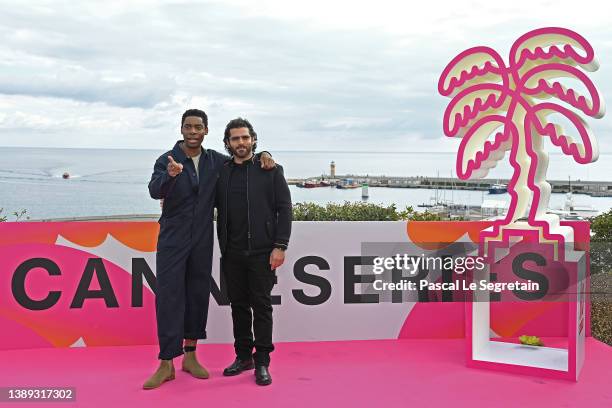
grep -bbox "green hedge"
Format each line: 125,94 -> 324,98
292,201 -> 441,221
0,209 -> 27,222
590,210 -> 612,345
590,209 -> 612,275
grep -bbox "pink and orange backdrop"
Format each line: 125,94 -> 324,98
0,221 -> 590,351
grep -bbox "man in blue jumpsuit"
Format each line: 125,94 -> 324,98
144,109 -> 274,389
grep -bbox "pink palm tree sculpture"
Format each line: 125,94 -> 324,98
438,27 -> 604,244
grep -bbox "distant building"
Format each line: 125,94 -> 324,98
330,161 -> 336,178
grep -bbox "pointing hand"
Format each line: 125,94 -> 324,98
167,156 -> 183,177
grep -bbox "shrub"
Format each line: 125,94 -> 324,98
0,208 -> 28,222
291,201 -> 441,221
589,210 -> 612,345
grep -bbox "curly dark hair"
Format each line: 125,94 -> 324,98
181,109 -> 208,127
223,117 -> 258,155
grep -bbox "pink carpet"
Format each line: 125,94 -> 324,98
2,339 -> 611,407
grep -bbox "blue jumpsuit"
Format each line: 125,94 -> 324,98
148,141 -> 228,360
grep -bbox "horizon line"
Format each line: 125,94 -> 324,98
1,146 -> 612,154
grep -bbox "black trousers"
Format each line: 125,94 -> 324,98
155,243 -> 213,360
222,251 -> 276,366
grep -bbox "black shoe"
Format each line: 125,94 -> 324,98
255,365 -> 272,386
223,358 -> 255,376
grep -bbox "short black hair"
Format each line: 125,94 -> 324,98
181,109 -> 208,127
223,117 -> 257,155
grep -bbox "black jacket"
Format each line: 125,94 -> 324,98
216,155 -> 292,255
148,141 -> 228,249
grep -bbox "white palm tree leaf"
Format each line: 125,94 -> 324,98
443,84 -> 508,137
521,64 -> 605,118
510,28 -> 598,72
531,103 -> 599,163
456,116 -> 515,179
438,46 -> 508,98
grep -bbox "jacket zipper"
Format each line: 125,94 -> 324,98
224,165 -> 230,251
246,163 -> 252,251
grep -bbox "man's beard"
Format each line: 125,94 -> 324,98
232,145 -> 252,159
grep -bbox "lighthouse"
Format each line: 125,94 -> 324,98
362,183 -> 369,199
330,161 -> 336,178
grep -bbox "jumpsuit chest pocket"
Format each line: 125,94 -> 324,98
157,218 -> 187,249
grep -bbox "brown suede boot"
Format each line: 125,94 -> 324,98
143,360 -> 175,390
182,351 -> 209,379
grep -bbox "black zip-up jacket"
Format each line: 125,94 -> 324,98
216,155 -> 292,255
148,141 -> 228,249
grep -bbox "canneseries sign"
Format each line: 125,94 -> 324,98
0,221 -> 590,349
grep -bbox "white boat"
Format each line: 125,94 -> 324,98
548,192 -> 600,219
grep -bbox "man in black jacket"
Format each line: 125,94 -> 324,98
216,118 -> 292,386
144,109 -> 275,390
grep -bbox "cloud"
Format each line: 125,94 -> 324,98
0,69 -> 176,109
0,0 -> 611,151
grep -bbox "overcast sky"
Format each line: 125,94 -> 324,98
1,0 -> 611,152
